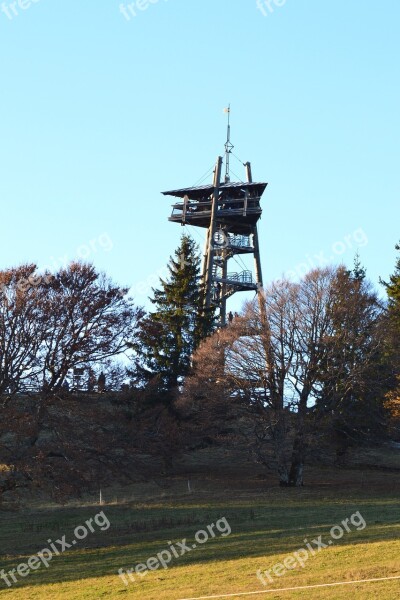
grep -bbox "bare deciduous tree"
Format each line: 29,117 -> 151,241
182,266 -> 386,486
37,262 -> 143,392
0,265 -> 49,395
0,262 -> 143,395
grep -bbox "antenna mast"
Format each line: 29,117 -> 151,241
224,105 -> 234,183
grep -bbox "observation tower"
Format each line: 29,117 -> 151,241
163,109 -> 267,326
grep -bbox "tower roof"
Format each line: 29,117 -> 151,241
163,181 -> 267,199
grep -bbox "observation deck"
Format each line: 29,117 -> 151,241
163,181 -> 267,234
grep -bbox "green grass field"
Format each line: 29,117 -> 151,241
1,464 -> 400,599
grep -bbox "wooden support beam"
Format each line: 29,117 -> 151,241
204,156 -> 223,309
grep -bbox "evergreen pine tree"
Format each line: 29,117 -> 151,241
130,234 -> 214,395
382,241 -> 400,332
317,259 -> 387,444
381,242 -> 400,437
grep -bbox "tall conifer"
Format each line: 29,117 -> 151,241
131,234 -> 214,394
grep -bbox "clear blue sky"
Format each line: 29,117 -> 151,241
1,0 -> 399,311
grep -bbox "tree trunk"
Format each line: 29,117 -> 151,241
273,413 -> 290,486
288,436 -> 305,486
288,389 -> 309,487
162,453 -> 174,476
278,463 -> 290,486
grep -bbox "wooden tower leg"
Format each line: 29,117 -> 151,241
204,156 -> 223,309
220,229 -> 228,326
253,226 -> 263,291
201,226 -> 210,291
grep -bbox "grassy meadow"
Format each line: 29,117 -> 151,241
1,458 -> 400,600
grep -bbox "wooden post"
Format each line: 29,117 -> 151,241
245,161 -> 253,183
220,227 -> 228,326
246,160 -> 265,312
253,227 -> 264,291
182,194 -> 189,224
201,227 -> 210,286
205,156 -> 223,309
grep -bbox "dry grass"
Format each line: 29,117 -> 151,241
1,461 -> 400,599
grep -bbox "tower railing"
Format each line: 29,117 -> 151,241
226,270 -> 253,284
228,234 -> 252,248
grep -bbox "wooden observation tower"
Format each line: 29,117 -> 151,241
163,109 -> 267,326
